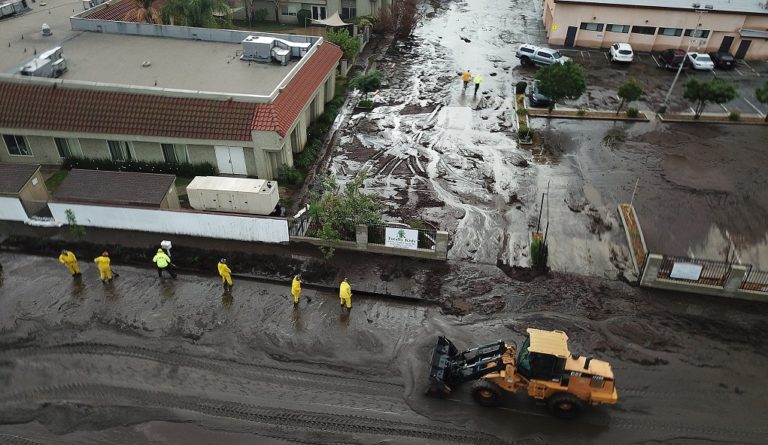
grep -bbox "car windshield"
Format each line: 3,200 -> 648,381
618,50 -> 632,55
552,51 -> 562,59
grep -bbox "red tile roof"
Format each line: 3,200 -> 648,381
85,0 -> 167,22
0,83 -> 260,141
0,42 -> 341,141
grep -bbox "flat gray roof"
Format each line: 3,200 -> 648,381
556,0 -> 768,14
0,163 -> 40,195
0,1 -> 300,96
54,32 -> 293,96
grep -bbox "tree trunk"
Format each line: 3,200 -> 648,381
616,98 -> 625,115
764,113 -> 768,122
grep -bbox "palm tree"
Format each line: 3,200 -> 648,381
161,0 -> 230,28
123,0 -> 162,24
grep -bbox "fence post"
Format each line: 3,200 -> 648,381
435,231 -> 449,260
640,253 -> 663,287
724,265 -> 748,294
356,224 -> 368,250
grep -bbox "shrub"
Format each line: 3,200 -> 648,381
626,107 -> 639,118
296,9 -> 311,26
728,111 -> 740,121
295,139 -> 323,170
515,81 -> 527,94
254,8 -> 268,21
63,156 -> 216,177
576,108 -> 587,116
277,164 -> 305,185
516,108 -> 529,116
358,99 -> 374,108
518,127 -> 532,140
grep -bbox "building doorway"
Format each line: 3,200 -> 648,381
718,35 -> 734,53
735,39 -> 751,59
214,146 -> 247,175
564,26 -> 577,47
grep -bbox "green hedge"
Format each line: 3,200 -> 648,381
63,156 -> 216,177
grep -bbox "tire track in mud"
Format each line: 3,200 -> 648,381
0,434 -> 43,445
0,384 -> 507,445
0,343 -> 404,398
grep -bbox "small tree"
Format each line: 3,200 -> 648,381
683,79 -> 737,119
535,61 -> 587,113
65,209 -> 86,239
616,79 -> 643,115
325,28 -> 360,61
756,81 -> 768,122
309,172 -> 384,258
349,71 -> 383,100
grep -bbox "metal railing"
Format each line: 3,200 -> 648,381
741,267 -> 768,292
368,224 -> 437,250
656,255 -> 731,287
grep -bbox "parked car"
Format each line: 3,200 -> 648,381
609,43 -> 634,63
658,49 -> 687,70
516,44 -> 571,66
687,52 -> 715,71
528,81 -> 553,108
709,51 -> 736,70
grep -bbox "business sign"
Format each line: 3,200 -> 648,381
670,262 -> 703,281
385,227 -> 419,250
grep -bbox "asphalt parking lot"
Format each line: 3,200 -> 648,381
533,47 -> 768,116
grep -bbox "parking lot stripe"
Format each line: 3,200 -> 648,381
719,104 -> 729,113
603,52 -> 609,61
734,68 -> 744,76
743,98 -> 766,117
651,54 -> 661,68
741,60 -> 760,76
689,107 -> 696,114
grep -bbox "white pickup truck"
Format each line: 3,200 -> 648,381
516,44 -> 571,66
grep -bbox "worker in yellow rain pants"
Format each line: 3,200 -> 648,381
58,249 -> 81,277
93,251 -> 112,284
291,274 -> 302,306
218,258 -> 233,292
339,278 -> 352,311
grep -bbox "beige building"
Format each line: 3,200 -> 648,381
543,0 -> 768,59
0,7 -> 342,179
256,0 -> 392,24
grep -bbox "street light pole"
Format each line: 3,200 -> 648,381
659,8 -> 706,113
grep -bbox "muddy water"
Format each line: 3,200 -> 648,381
332,0 -> 768,277
2,252 -> 768,443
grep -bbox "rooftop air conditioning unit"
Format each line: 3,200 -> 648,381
241,35 -> 274,62
704,4 -> 713,9
692,2 -> 700,7
272,47 -> 290,66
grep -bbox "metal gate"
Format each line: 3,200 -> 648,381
564,26 -> 577,47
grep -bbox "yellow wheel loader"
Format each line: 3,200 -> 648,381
427,328 -> 618,418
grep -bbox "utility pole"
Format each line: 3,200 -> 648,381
659,7 -> 707,113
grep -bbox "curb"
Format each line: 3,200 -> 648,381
617,203 -> 647,279
528,111 -> 650,121
657,113 -> 767,125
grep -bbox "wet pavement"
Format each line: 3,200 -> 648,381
1,252 -> 768,443
331,0 -> 768,278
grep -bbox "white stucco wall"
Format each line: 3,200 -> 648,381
48,203 -> 289,243
0,197 -> 28,221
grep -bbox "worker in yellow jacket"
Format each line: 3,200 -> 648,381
291,274 -> 302,305
93,251 -> 112,284
218,258 -> 233,291
461,70 -> 472,90
339,278 -> 352,310
58,249 -> 81,277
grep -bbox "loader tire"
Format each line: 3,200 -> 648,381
471,380 -> 503,407
547,393 -> 583,419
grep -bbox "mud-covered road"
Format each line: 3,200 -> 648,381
1,252 -> 767,444
331,0 -> 768,278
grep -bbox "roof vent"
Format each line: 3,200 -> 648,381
692,2 -> 700,7
584,357 -> 593,370
704,4 -> 713,9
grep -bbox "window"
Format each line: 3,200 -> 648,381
606,24 -> 630,33
3,135 -> 32,156
519,46 -> 534,54
341,7 -> 356,19
54,138 -> 82,158
107,140 -> 134,161
658,27 -> 683,37
540,52 -> 553,59
590,376 -> 606,388
161,144 -> 189,164
632,26 -> 656,35
280,4 -> 298,16
685,29 -> 710,38
579,22 -> 604,32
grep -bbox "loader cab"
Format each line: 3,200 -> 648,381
517,329 -> 569,382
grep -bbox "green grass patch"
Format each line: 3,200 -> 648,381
174,177 -> 194,188
45,170 -> 69,192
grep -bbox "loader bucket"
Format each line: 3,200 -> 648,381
426,336 -> 458,397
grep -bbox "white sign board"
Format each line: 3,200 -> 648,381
670,262 -> 703,281
385,227 -> 419,250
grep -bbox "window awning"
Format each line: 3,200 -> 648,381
312,12 -> 349,27
740,29 -> 768,39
